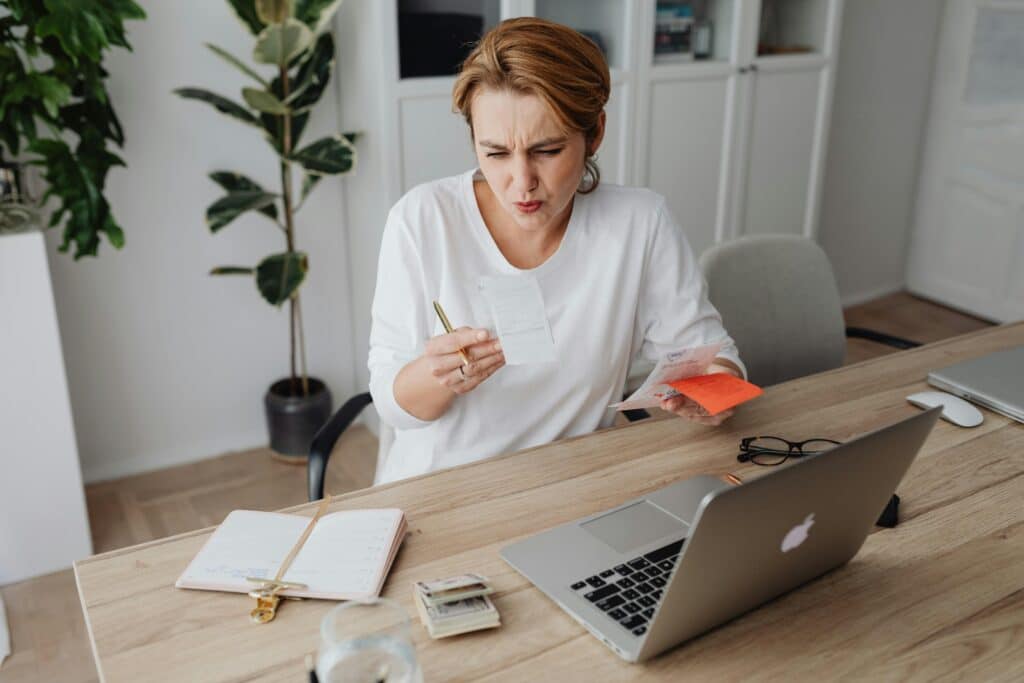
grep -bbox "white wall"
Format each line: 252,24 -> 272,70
47,0 -> 358,482
817,0 -> 944,305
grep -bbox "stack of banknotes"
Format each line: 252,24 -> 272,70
413,573 -> 500,638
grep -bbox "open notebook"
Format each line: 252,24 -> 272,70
176,508 -> 406,600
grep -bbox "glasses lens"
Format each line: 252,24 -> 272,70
799,439 -> 841,455
746,437 -> 791,466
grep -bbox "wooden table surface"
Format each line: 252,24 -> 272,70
75,324 -> 1024,682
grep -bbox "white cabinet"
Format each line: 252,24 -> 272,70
346,0 -> 841,250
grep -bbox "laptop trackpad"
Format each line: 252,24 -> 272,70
581,500 -> 686,554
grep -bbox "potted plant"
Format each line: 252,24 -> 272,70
0,0 -> 144,254
175,0 -> 356,460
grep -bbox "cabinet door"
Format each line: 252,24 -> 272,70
643,76 -> 731,257
738,64 -> 825,237
399,94 -> 477,191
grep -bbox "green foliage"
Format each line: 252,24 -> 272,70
0,0 -> 145,259
253,18 -> 312,66
290,135 -> 355,175
176,0 -> 352,389
255,0 -> 292,26
173,88 -> 261,127
205,190 -> 279,232
256,252 -> 307,306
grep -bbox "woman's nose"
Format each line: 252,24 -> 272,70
511,154 -> 538,194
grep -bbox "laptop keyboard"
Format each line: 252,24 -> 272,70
568,538 -> 684,637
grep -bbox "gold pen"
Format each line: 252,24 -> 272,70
433,300 -> 471,367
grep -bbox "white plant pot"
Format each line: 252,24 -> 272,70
0,229 -> 92,585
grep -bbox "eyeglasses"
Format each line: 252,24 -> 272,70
737,436 -> 842,466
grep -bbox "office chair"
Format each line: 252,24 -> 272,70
307,392 -> 381,501
698,234 -> 919,387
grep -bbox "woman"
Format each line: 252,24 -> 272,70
369,18 -> 745,484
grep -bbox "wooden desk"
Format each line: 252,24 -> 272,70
75,324 -> 1024,682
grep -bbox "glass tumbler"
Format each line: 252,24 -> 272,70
317,598 -> 422,683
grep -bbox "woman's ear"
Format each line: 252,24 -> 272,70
589,110 -> 607,155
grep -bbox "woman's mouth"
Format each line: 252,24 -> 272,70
514,200 -> 542,214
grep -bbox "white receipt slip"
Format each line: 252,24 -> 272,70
478,274 -> 556,365
612,343 -> 722,410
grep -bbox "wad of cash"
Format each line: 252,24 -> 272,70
413,573 -> 500,638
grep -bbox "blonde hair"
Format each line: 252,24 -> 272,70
452,17 -> 611,193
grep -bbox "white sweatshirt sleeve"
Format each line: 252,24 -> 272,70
636,199 -> 747,379
367,212 -> 435,430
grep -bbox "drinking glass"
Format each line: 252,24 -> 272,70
317,598 -> 422,683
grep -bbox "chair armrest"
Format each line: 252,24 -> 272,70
845,326 -> 922,350
308,392 -> 373,501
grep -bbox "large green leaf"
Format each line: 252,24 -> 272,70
289,135 -> 355,175
206,43 -> 269,87
256,0 -> 292,25
225,0 -> 264,34
174,87 -> 260,127
294,0 -> 342,33
256,252 -> 308,306
253,18 -> 312,67
205,190 -> 279,232
209,171 -> 278,220
242,87 -> 289,114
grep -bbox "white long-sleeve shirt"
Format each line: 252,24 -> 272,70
368,169 -> 744,484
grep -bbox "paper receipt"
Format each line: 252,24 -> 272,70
478,274 -> 556,365
612,343 -> 722,410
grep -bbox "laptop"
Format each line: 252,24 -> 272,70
501,408 -> 940,663
928,345 -> 1024,423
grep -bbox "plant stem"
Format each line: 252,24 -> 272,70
295,293 -> 310,395
279,62 -> 307,397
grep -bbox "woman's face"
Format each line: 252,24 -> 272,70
470,88 -> 603,233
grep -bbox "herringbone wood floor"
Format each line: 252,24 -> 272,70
0,292 -> 993,682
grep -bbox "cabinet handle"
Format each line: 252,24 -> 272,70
738,66 -> 749,74
750,63 -> 759,72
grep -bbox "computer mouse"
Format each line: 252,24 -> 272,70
906,391 -> 984,428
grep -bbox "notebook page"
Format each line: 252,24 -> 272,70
176,510 -> 308,590
284,509 -> 403,598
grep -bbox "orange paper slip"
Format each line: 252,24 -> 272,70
668,373 -> 763,415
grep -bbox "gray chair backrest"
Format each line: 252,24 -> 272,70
699,235 -> 846,387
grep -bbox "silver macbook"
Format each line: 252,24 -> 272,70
501,408 -> 940,663
928,345 -> 1024,423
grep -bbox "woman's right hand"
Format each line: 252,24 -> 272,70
424,327 -> 505,395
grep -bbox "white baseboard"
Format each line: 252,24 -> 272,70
840,282 -> 905,308
81,430 -> 269,484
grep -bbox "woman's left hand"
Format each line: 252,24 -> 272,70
659,360 -> 743,426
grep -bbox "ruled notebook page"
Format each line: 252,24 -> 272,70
284,508 -> 404,597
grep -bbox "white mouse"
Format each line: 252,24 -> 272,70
907,391 -> 984,428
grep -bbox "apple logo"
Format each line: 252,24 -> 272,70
781,513 -> 815,552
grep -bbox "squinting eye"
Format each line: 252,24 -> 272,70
485,152 -> 508,158
536,148 -> 563,156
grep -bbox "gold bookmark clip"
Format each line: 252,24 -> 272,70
245,578 -> 307,624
